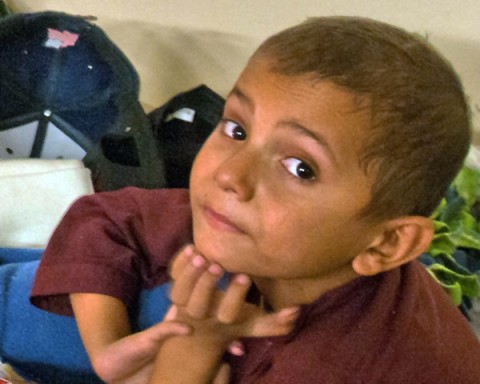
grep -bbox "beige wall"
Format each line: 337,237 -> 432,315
10,0 -> 480,140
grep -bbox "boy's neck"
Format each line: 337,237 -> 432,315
252,266 -> 359,311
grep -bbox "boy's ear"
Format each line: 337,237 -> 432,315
352,216 -> 434,276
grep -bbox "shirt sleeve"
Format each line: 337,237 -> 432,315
30,187 -> 192,316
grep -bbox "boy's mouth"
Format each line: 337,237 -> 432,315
203,206 -> 246,234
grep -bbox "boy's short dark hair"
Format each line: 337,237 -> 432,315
253,16 -> 471,220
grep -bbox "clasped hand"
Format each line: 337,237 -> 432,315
97,245 -> 299,384
167,245 -> 300,347
149,245 -> 300,383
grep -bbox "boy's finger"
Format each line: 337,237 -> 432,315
169,244 -> 195,280
170,253 -> 208,305
216,274 -> 251,324
146,321 -> 192,342
186,263 -> 224,319
105,321 -> 192,364
212,363 -> 231,384
244,307 -> 300,338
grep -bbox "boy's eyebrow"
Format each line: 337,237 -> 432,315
279,120 -> 338,165
229,86 -> 255,112
229,85 -> 338,165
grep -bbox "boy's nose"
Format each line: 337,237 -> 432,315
214,148 -> 258,201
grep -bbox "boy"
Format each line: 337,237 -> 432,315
31,16 -> 480,383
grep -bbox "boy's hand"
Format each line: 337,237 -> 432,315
148,245 -> 299,383
71,292 -> 195,384
95,321 -> 231,384
91,321 -> 191,384
169,245 -> 299,345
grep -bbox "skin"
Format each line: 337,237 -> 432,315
70,292 -> 191,383
189,57 -> 382,311
151,245 -> 299,383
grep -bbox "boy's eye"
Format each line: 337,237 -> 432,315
223,120 -> 247,141
282,158 -> 316,180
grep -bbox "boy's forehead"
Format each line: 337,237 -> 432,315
230,58 -> 373,128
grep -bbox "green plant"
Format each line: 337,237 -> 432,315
421,166 -> 480,305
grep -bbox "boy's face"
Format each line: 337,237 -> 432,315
190,58 -> 380,294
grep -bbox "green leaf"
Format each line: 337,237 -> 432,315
427,268 -> 464,305
453,166 -> 480,207
428,231 -> 456,257
422,165 -> 480,303
432,203 -> 479,250
431,198 -> 447,220
432,220 -> 450,233
427,263 -> 480,305
455,228 -> 480,251
439,196 -> 468,226
435,253 -> 472,275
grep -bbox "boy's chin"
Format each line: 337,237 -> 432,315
193,238 -> 222,264
193,239 -> 239,274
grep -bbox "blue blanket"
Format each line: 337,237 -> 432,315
0,248 -> 172,384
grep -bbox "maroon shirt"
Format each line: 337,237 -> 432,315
230,262 -> 480,383
30,187 -> 480,383
31,187 -> 192,315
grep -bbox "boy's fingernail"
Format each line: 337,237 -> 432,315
192,255 -> 205,267
164,305 -> 178,321
208,263 -> 223,275
228,341 -> 245,356
235,274 -> 250,285
184,245 -> 195,256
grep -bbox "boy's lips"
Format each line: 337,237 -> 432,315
203,206 -> 246,234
